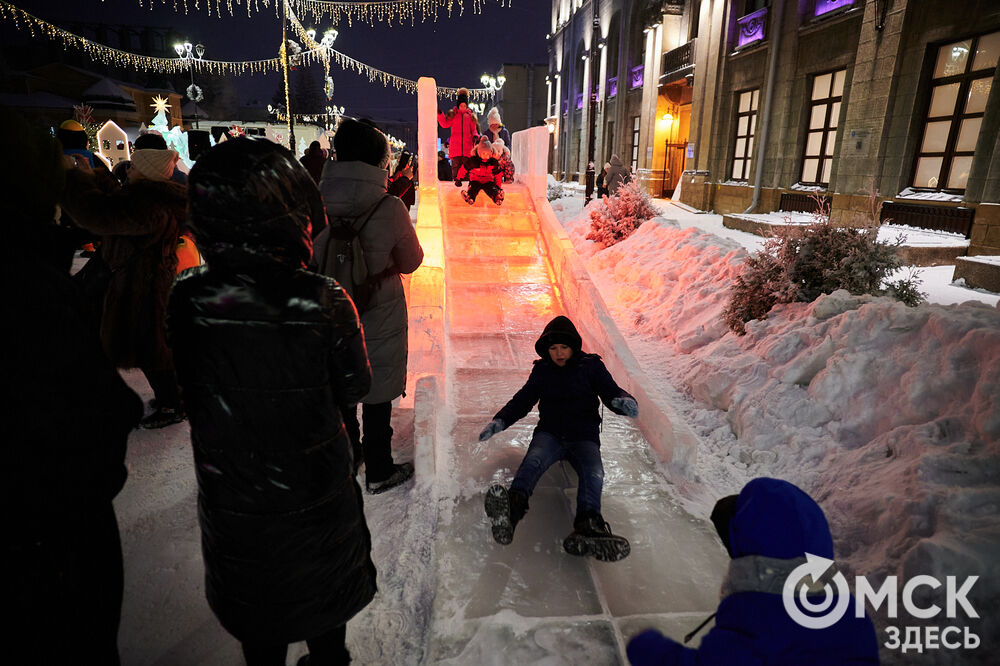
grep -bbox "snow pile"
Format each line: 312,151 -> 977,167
962,255 -> 1000,266
879,223 -> 970,248
896,187 -> 965,203
551,194 -> 1000,662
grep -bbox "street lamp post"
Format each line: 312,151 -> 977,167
174,41 -> 205,129
479,72 -> 507,108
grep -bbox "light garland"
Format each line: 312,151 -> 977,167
125,0 -> 509,26
1,2 -> 504,100
291,0 -> 508,27
0,2 -> 329,76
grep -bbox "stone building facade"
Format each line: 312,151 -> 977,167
680,0 -> 1000,256
546,0 -> 697,195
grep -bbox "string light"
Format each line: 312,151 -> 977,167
0,2 -> 330,76
1,2 -> 505,99
124,0 -> 511,26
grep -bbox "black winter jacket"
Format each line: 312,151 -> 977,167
169,263 -> 376,643
168,139 -> 378,643
494,353 -> 634,443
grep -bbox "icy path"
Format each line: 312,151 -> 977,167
424,184 -> 728,664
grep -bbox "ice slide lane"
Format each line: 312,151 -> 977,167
425,183 -> 729,664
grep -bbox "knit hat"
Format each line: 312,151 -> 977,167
130,148 -> 178,181
534,315 -> 583,358
456,87 -> 469,107
491,140 -> 505,156
475,136 -> 493,158
487,107 -> 502,127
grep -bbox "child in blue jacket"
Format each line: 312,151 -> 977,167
627,477 -> 880,665
478,316 -> 638,561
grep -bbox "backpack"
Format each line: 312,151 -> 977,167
321,196 -> 390,315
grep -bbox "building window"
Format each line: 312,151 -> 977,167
913,31 -> 1000,192
731,89 -> 759,181
801,69 -> 845,185
631,116 -> 641,171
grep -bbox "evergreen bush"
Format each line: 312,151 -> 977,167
586,180 -> 658,248
724,197 -> 925,334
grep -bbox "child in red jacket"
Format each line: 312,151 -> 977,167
455,136 -> 504,206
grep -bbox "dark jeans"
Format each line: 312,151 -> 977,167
451,156 -> 470,180
341,402 -> 395,481
510,431 -> 604,516
241,624 -> 349,666
467,181 -> 504,204
140,365 -> 181,410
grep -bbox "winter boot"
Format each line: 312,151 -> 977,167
365,462 -> 414,494
139,406 -> 186,429
563,511 -> 630,562
462,189 -> 474,205
494,189 -> 505,206
484,485 -> 529,545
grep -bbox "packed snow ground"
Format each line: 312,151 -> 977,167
549,193 -> 999,664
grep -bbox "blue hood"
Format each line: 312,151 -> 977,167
729,477 -> 834,560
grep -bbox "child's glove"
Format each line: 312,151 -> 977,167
611,396 -> 639,418
478,418 -> 504,441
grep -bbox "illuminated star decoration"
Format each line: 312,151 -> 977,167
150,95 -> 171,113
229,124 -> 245,137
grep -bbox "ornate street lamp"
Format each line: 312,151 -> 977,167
174,41 -> 205,129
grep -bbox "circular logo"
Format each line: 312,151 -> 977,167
782,554 -> 852,629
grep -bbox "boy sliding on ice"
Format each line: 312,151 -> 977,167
455,136 -> 504,206
478,316 -> 639,561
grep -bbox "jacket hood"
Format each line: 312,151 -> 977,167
609,155 -> 624,167
534,315 -> 583,358
188,138 -> 317,269
319,160 -> 389,218
728,478 -> 834,560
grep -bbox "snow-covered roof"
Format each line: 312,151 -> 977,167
82,78 -> 137,111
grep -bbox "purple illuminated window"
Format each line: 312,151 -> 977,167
575,92 -> 584,109
630,65 -> 644,89
607,76 -> 618,98
814,0 -> 854,17
736,7 -> 767,48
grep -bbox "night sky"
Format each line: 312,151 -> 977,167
5,0 -> 550,123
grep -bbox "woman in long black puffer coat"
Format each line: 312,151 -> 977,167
167,138 -> 376,665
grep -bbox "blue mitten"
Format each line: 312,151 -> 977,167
478,418 -> 505,442
611,396 -> 639,418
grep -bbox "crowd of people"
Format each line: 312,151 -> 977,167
5,100 -> 882,666
437,88 -> 515,206
6,107 -> 424,665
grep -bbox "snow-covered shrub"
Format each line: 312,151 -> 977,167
586,180 -> 658,248
724,201 -> 925,334
547,181 -> 565,201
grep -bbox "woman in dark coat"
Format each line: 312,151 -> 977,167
4,107 -> 142,666
61,147 -> 188,428
167,138 -> 377,665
